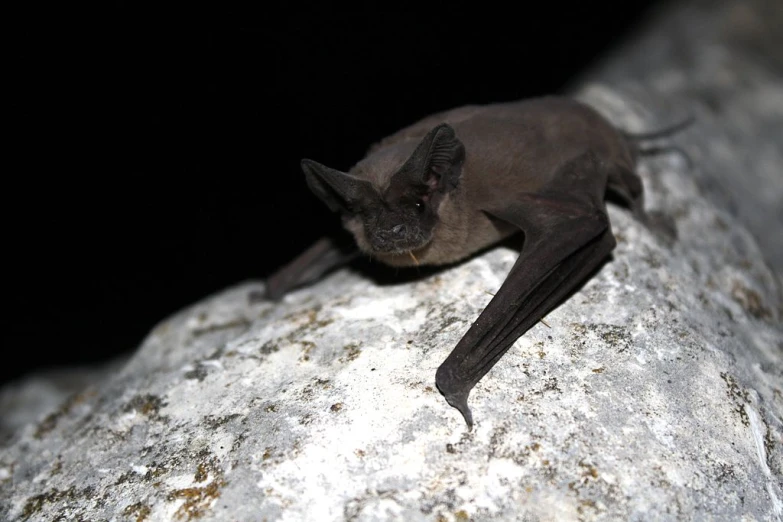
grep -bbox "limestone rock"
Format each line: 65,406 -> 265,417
0,359 -> 127,446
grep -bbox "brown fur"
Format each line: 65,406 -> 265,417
343,96 -> 635,267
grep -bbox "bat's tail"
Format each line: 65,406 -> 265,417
621,114 -> 695,141
623,115 -> 695,168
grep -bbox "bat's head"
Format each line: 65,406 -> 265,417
301,123 -> 465,261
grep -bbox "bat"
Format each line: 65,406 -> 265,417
257,96 -> 691,428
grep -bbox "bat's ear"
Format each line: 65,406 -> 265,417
301,159 -> 373,213
403,123 -> 465,193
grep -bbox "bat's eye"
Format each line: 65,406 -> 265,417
415,201 -> 425,214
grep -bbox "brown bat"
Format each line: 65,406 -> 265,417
257,96 -> 691,428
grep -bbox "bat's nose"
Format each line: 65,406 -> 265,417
391,224 -> 407,238
370,223 -> 413,252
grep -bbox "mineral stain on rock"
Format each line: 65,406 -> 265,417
123,501 -> 152,522
167,457 -> 226,521
570,322 -> 632,354
123,394 -> 168,422
22,486 -> 96,521
730,280 -> 772,320
340,342 -> 361,363
184,364 -> 210,382
261,305 -> 336,364
721,372 -> 751,427
203,413 -> 242,429
33,389 -> 94,439
298,340 -> 317,362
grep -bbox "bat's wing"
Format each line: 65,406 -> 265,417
251,234 -> 359,302
435,151 -> 618,428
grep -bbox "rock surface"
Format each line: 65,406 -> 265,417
0,359 -> 129,446
572,0 -> 783,277
2,1 -> 783,521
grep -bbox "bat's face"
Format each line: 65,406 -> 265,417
340,166 -> 439,255
301,124 -> 465,259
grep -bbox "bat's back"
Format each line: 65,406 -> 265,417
369,96 -> 634,205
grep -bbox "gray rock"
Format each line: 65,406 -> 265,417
0,358 -> 128,446
570,0 -> 783,277
2,1 -> 782,521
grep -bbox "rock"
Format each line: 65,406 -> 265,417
0,359 -> 128,446
570,0 -> 783,277
2,1 -> 782,520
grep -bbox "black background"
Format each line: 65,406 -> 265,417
3,1 -> 663,387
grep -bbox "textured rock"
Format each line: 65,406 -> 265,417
571,0 -> 783,277
0,359 -> 129,446
2,1 -> 783,521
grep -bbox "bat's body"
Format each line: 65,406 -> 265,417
261,96 -> 688,428
352,97 -> 639,267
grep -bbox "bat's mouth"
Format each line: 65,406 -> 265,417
369,236 -> 431,255
366,232 -> 433,267
344,214 -> 434,263
367,224 -> 432,255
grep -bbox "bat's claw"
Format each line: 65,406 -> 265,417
445,392 -> 474,430
436,368 -> 475,430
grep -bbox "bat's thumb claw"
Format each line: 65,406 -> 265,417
439,389 -> 474,429
445,391 -> 474,429
436,366 -> 475,429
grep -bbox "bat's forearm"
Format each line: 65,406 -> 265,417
255,236 -> 359,302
